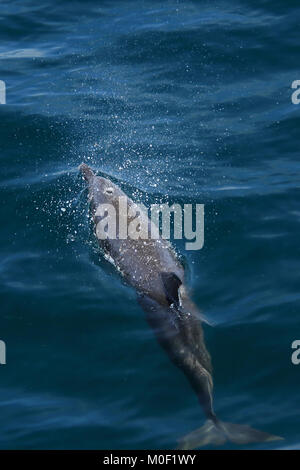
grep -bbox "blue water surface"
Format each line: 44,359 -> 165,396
0,0 -> 299,449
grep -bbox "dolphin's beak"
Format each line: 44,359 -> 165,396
79,163 -> 95,183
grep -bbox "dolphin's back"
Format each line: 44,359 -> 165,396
82,164 -> 184,303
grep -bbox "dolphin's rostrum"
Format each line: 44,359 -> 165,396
79,163 -> 282,449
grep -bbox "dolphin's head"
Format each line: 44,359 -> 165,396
79,163 -> 125,208
93,176 -> 124,207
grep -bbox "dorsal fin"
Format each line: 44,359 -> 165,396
161,272 -> 182,307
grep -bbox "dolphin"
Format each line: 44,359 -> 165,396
79,163 -> 282,449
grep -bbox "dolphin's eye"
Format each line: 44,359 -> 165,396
105,187 -> 114,195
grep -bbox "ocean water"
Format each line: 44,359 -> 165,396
0,0 -> 299,450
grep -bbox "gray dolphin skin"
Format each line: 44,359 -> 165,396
79,163 -> 282,449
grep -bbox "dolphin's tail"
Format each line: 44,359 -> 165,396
79,163 -> 94,183
177,418 -> 283,449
